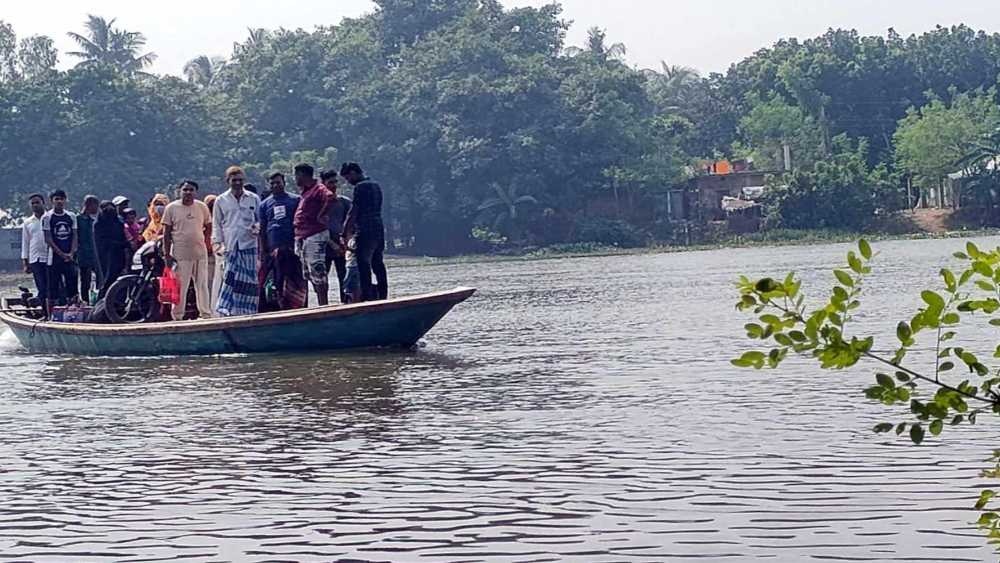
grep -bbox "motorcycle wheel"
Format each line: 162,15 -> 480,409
105,275 -> 160,324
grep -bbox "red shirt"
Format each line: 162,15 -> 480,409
293,180 -> 333,240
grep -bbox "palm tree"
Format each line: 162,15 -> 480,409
642,61 -> 701,109
67,15 -> 156,73
957,127 -> 1000,220
183,55 -> 226,87
477,184 -> 538,240
565,27 -> 626,62
234,28 -> 272,56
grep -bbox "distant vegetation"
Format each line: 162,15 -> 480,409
3,2 -> 1000,254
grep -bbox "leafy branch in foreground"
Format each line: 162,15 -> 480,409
733,239 -> 1000,547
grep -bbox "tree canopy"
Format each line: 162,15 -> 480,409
2,9 -> 1000,251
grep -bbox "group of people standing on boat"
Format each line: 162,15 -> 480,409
21,162 -> 387,320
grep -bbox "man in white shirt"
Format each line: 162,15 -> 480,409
211,165 -> 261,316
21,193 -> 48,312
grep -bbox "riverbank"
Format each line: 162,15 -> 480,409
389,226 -> 999,268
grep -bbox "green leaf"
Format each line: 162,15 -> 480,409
921,290 -> 946,310
760,314 -> 781,326
896,322 -> 912,344
977,280 -> 996,292
954,251 -> 970,260
968,242 -> 982,258
754,278 -> 779,293
876,373 -> 895,389
732,351 -> 766,369
909,423 -> 925,444
939,361 -> 955,372
848,252 -> 863,274
977,490 -> 997,511
941,268 -> 957,291
859,239 -> 872,260
895,422 -> 907,435
745,323 -> 764,338
974,261 -> 994,278
977,512 -> 998,526
834,270 -> 854,287
929,419 -> 943,436
942,312 -> 960,325
873,422 -> 894,434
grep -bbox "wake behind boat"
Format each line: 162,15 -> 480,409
0,287 -> 475,356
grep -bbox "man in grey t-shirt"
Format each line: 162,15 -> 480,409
321,170 -> 353,303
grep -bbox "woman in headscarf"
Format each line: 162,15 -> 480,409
94,200 -> 131,299
204,194 -> 223,315
142,193 -> 170,241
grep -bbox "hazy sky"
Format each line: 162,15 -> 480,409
4,1 -> 1000,77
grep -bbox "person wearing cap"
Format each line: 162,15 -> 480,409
112,196 -> 129,218
341,162 -> 387,301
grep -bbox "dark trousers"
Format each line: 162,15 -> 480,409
29,261 -> 48,304
98,246 -> 126,299
48,259 -> 79,304
356,231 -> 388,302
79,263 -> 102,303
325,246 -> 348,304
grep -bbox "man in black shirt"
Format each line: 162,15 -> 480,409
42,189 -> 79,315
341,162 -> 387,301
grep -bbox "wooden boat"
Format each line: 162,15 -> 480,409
0,287 -> 475,356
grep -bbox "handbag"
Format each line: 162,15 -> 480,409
158,266 -> 181,305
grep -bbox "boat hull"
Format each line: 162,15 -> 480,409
0,287 -> 475,356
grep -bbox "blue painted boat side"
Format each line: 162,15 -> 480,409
1,287 -> 474,356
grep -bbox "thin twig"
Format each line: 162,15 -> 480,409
863,351 -> 997,406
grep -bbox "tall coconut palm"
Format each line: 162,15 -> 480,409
565,27 -> 626,62
477,184 -> 538,240
234,27 -> 272,57
643,61 -> 701,109
67,15 -> 156,73
183,55 -> 226,87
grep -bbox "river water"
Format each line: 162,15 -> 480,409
0,237 -> 998,562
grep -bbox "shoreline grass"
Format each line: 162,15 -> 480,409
388,227 -> 1000,268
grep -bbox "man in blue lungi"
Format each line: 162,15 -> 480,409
211,165 -> 261,317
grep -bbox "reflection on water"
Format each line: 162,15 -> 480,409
1,239 -> 998,561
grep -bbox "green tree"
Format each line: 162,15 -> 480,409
183,55 -> 226,88
643,62 -> 700,110
894,87 -> 1000,208
739,93 -> 823,170
0,21 -> 17,81
565,26 -> 626,61
67,15 -> 156,73
761,136 -> 887,230
17,35 -> 58,81
476,183 -> 538,241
